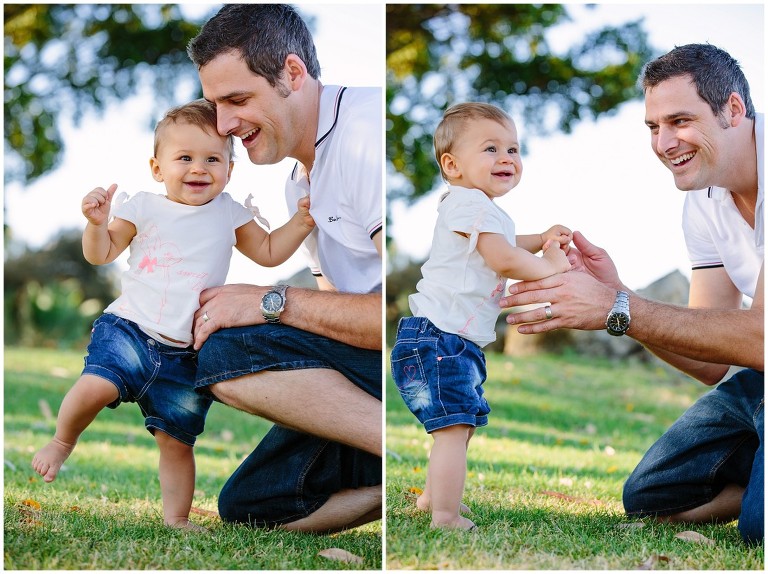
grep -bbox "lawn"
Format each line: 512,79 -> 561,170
4,346 -> 382,570
386,351 -> 764,570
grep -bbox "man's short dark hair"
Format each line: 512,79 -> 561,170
187,4 -> 321,88
639,43 -> 755,120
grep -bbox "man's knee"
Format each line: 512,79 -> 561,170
738,512 -> 763,545
218,480 -> 255,525
622,468 -> 648,516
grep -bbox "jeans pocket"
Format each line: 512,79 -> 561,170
391,345 -> 432,413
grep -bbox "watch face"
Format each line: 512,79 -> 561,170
262,292 -> 284,313
607,312 -> 630,333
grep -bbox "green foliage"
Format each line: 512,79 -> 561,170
4,230 -> 116,347
386,4 -> 655,204
386,352 -> 763,569
4,347 -> 382,569
3,4 -> 210,184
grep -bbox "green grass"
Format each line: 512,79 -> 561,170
4,346 -> 381,570
386,352 -> 764,570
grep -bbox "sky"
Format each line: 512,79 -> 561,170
4,3 -> 765,292
389,3 -> 765,290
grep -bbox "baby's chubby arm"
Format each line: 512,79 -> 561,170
477,225 -> 571,282
236,195 -> 315,267
516,224 -> 572,254
81,183 -> 136,265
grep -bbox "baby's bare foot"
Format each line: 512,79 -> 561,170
431,514 -> 476,531
166,519 -> 208,532
416,494 -> 471,515
32,437 -> 75,482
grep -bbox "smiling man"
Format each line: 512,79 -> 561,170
185,4 -> 382,534
502,44 -> 763,544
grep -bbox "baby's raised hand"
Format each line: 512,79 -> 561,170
82,184 -> 118,226
296,195 -> 316,230
542,224 -> 573,250
542,239 -> 571,273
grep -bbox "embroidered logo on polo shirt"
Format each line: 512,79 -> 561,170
328,215 -> 341,223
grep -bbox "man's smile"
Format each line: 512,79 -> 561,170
670,151 -> 696,166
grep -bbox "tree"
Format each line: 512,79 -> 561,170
4,229 -> 118,347
386,4 -> 655,204
3,4 -> 211,185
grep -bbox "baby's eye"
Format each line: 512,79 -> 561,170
180,155 -> 192,161
508,147 -> 518,155
206,157 -> 220,163
485,146 -> 497,153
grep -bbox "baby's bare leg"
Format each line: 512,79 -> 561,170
32,375 -> 119,482
416,426 -> 475,516
155,430 -> 203,531
427,424 -> 475,530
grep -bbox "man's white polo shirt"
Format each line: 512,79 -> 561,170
285,85 -> 382,294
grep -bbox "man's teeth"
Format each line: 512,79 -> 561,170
241,128 -> 258,140
671,152 -> 695,165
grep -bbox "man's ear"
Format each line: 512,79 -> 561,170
284,54 -> 308,91
440,152 -> 460,179
149,157 -> 163,182
726,91 -> 748,127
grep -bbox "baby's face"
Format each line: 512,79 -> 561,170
150,122 -> 233,206
443,118 -> 522,199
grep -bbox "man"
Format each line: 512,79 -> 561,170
186,4 -> 382,533
501,44 -> 763,544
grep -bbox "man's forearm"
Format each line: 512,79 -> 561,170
628,294 -> 764,373
282,288 -> 382,350
641,341 -> 731,385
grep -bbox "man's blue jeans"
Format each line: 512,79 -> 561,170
623,368 -> 764,544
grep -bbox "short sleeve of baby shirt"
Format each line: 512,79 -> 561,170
441,187 -> 513,253
220,192 -> 257,230
110,190 -> 142,224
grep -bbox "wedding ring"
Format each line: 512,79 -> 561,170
203,312 -> 210,323
544,305 -> 553,320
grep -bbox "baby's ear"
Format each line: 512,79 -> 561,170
148,157 -> 164,182
440,152 -> 460,178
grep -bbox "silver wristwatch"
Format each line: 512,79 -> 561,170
606,290 -> 631,336
260,284 -> 288,324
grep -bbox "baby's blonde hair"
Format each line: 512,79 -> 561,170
154,99 -> 234,159
434,102 -> 514,179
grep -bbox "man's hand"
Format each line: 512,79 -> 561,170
193,284 -> 269,349
500,231 -> 623,334
565,231 -> 622,287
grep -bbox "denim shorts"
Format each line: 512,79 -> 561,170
82,314 -> 212,446
623,368 -> 764,544
390,316 -> 490,433
195,323 -> 382,527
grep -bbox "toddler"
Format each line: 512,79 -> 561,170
391,102 -> 571,530
32,99 -> 315,530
